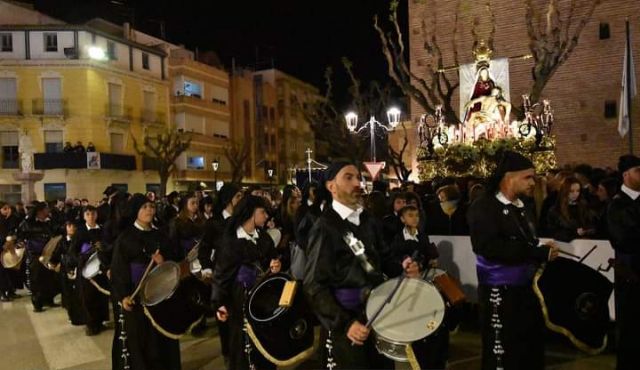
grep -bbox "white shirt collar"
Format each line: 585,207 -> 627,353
134,221 -> 156,231
621,184 -> 640,200
496,192 -> 524,208
332,199 -> 363,226
85,223 -> 100,230
236,226 -> 259,244
222,209 -> 232,220
403,227 -> 419,242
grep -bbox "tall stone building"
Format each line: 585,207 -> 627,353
401,0 -> 640,170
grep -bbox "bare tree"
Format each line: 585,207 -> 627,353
525,0 -> 601,103
387,122 -> 412,183
133,129 -> 191,197
224,139 -> 250,183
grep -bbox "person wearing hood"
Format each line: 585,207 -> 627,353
110,194 -> 181,370
425,182 -> 469,235
467,151 -> 559,370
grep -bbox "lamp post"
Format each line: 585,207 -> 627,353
345,107 -> 401,163
267,168 -> 274,191
211,159 -> 219,193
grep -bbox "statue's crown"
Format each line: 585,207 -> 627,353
473,40 -> 493,65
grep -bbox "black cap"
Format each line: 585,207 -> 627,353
127,193 -> 153,222
324,161 -> 356,183
618,154 -> 640,174
218,183 -> 242,208
103,186 -> 117,197
495,151 -> 534,179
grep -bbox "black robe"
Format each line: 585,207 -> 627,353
606,190 -> 640,370
50,235 -> 85,325
0,213 -> 20,294
110,225 -> 181,370
304,207 -> 399,370
213,228 -> 278,370
468,193 -> 550,370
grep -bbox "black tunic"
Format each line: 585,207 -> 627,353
468,193 -> 550,370
0,213 -> 20,294
50,235 -> 85,325
304,206 -> 399,369
606,190 -> 640,370
110,225 -> 181,370
213,228 -> 278,370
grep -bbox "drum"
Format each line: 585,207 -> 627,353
1,241 -> 25,270
366,278 -> 446,362
266,228 -> 282,247
425,268 -> 466,306
245,273 -> 316,366
81,252 -> 110,296
140,261 -> 206,339
534,257 -> 612,354
39,235 -> 63,268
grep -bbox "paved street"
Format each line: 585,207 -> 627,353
0,291 -> 616,370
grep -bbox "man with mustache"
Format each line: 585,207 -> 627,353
468,151 -> 559,370
304,161 -> 400,369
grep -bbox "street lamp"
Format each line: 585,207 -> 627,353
344,107 -> 401,162
88,46 -> 106,61
211,159 -> 219,192
267,168 -> 274,190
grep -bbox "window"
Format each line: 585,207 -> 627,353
0,33 -> 12,52
605,100 -> 617,118
44,183 -> 66,202
110,133 -> 124,153
0,184 -> 21,204
183,81 -> 202,98
143,91 -> 156,121
599,23 -> 610,40
142,53 -> 149,70
269,107 -> 275,121
42,78 -> 62,115
0,131 -> 18,169
0,78 -> 17,114
107,41 -> 117,60
108,83 -> 122,116
44,33 -> 58,52
187,155 -> 205,170
44,130 -> 63,153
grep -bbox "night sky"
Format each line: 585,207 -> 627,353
33,0 -> 408,107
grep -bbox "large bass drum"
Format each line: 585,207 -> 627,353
244,273 -> 316,367
140,261 -> 207,339
534,257 -> 612,354
366,277 -> 446,362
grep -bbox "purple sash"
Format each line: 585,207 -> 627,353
236,265 -> 257,288
27,240 -> 46,255
80,242 -> 92,255
476,255 -> 535,286
180,239 -> 197,253
130,262 -> 146,286
333,288 -> 363,311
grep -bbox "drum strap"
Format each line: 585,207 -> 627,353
244,320 -> 318,367
89,278 -> 111,296
405,344 -> 421,370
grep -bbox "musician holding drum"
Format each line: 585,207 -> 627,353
110,194 -> 181,370
212,194 -> 281,370
304,161 -> 399,370
467,151 -> 559,370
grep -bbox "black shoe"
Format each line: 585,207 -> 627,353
33,306 -> 44,313
7,292 -> 20,299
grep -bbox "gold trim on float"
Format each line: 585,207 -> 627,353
244,319 -> 318,367
89,278 -> 111,296
142,305 -> 203,340
533,265 -> 607,355
405,343 -> 421,370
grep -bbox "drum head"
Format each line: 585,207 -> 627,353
247,274 -> 289,322
141,261 -> 181,306
82,252 -> 101,279
189,258 -> 202,275
266,228 -> 282,247
1,247 -> 24,269
367,278 -> 445,343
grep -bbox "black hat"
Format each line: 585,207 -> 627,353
103,186 -> 117,197
494,151 -> 534,178
324,161 -> 356,183
127,193 -> 153,221
618,154 -> 640,174
218,183 -> 242,208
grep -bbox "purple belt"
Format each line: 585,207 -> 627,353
236,265 -> 257,288
27,240 -> 46,255
80,242 -> 92,255
333,288 -> 364,311
476,255 -> 535,286
180,239 -> 197,253
130,262 -> 146,286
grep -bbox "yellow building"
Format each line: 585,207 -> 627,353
0,1 -> 169,201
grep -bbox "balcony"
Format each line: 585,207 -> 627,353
34,152 -> 136,170
105,104 -> 132,124
141,109 -> 165,126
172,94 -> 228,112
32,99 -> 67,117
0,99 -> 22,116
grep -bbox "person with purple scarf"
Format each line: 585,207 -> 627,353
468,151 -> 559,370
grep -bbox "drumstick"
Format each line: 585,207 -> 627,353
130,258 -> 156,302
557,249 -> 580,259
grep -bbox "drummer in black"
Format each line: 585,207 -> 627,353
213,195 -> 281,370
304,161 -> 399,370
606,155 -> 640,370
50,221 -> 85,325
110,194 -> 181,370
73,206 -> 109,336
467,151 -> 559,370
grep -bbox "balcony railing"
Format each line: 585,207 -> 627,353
0,99 -> 21,116
34,152 -> 136,170
32,99 -> 67,116
141,109 -> 165,125
172,94 -> 228,111
105,104 -> 132,122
